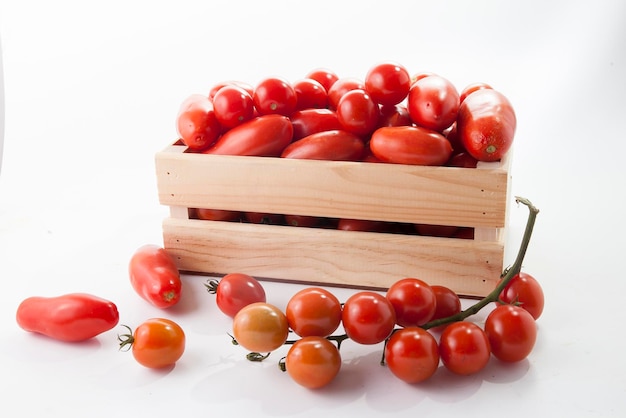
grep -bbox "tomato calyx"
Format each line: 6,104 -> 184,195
117,324 -> 135,352
204,279 -> 219,294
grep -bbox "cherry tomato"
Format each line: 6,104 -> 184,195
364,61 -> 411,106
212,84 -> 255,129
16,293 -> 119,342
208,80 -> 254,101
284,214 -> 322,228
285,336 -> 342,389
386,278 -> 436,327
439,321 -> 491,375
408,74 -> 459,132
430,285 -> 462,323
286,287 -> 342,337
459,82 -> 493,104
129,244 -> 181,309
336,89 -> 379,136
244,211 -> 284,225
119,318 -> 185,369
193,208 -> 242,221
498,272 -> 544,320
369,125 -> 453,165
384,327 -> 440,383
305,68 -> 339,93
290,108 -> 342,141
485,304 -> 537,362
456,88 -> 516,162
327,77 -> 365,110
280,130 -> 364,161
378,104 -> 412,128
342,291 -> 396,345
253,77 -> 297,116
208,273 -> 267,318
293,78 -> 328,110
410,71 -> 436,84
446,152 -> 478,168
176,94 -> 221,151
232,302 -> 289,353
203,114 -> 293,157
444,121 -> 464,153
414,223 -> 459,237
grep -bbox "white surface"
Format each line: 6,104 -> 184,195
1,0 -> 625,416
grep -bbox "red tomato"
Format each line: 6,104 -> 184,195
290,108 -> 342,141
129,245 -> 182,309
305,68 -> 339,93
430,285 -> 462,323
364,61 -> 411,106
208,80 -> 254,101
498,272 -> 544,320
337,218 -> 386,232
336,89 -> 379,136
16,293 -> 119,342
203,115 -> 293,157
244,212 -> 284,225
485,304 -> 537,362
446,152 -> 478,168
327,77 -> 365,110
386,278 -> 436,327
342,291 -> 396,345
378,104 -> 413,128
414,223 -> 459,237
253,77 -> 297,116
284,214 -> 322,228
408,74 -> 459,132
384,327 -> 440,383
176,94 -> 221,151
459,82 -> 493,104
444,121 -> 464,153
285,336 -> 342,389
207,273 -> 267,318
292,78 -> 328,110
193,208 -> 242,222
369,126 -> 453,165
286,287 -> 342,337
280,130 -> 364,161
232,302 -> 289,353
119,318 -> 185,369
456,88 -> 516,162
212,85 -> 255,129
439,321 -> 491,375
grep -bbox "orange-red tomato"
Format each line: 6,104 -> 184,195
285,336 -> 342,389
384,327 -> 440,383
439,321 -> 491,375
286,287 -> 342,337
120,318 -> 186,369
232,302 -> 289,353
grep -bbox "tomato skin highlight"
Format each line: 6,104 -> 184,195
285,336 -> 342,389
384,327 -> 440,383
204,115 -> 293,157
16,293 -> 119,342
214,273 -> 266,318
457,88 -> 516,162
485,304 -> 537,363
280,130 -> 365,161
408,74 -> 459,132
369,126 -> 452,165
129,244 -> 182,309
130,318 -> 186,369
342,291 -> 396,345
439,321 -> 491,376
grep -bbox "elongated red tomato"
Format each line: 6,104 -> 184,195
176,94 -> 221,151
280,130 -> 364,161
129,244 -> 182,309
16,293 -> 119,342
457,88 -> 516,162
369,126 -> 452,165
290,108 -> 342,141
204,115 -> 293,157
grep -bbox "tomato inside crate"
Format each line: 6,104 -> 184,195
155,140 -> 511,298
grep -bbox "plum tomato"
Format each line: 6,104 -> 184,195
439,321 -> 491,375
207,273 -> 267,318
253,77 -> 297,116
16,293 -> 119,342
456,88 -> 516,162
176,94 -> 221,151
485,304 -> 537,363
280,130 -> 365,161
285,336 -> 342,389
232,302 -> 289,353
369,125 -> 453,165
342,291 -> 396,345
119,318 -> 186,369
386,278 -> 436,327
212,84 -> 255,129
384,327 -> 440,383
290,108 -> 342,141
293,78 -> 328,110
305,68 -> 339,93
378,104 -> 412,128
364,61 -> 411,106
286,287 -> 342,338
459,82 -> 493,104
129,244 -> 181,309
498,272 -> 544,320
327,77 -> 365,110
407,74 -> 459,132
193,208 -> 242,222
336,89 -> 379,136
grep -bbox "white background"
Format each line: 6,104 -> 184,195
1,0 -> 625,416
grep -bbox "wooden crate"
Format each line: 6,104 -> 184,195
155,140 -> 512,298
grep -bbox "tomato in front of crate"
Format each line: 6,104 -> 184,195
290,108 -> 342,141
16,293 -> 119,342
176,94 -> 221,151
342,291 -> 396,345
208,273 -> 267,318
292,78 -> 328,110
203,114 -> 293,157
485,304 -> 537,363
386,278 -> 437,327
119,318 -> 185,369
364,61 -> 411,106
280,130 -> 365,161
129,244 -> 181,309
439,321 -> 491,376
369,125 -> 452,165
336,89 -> 380,137
253,77 -> 297,116
497,272 -> 544,320
384,327 -> 440,383
212,84 -> 255,129
285,336 -> 342,389
407,74 -> 460,132
232,302 -> 290,353
286,287 -> 342,337
456,88 -> 516,162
